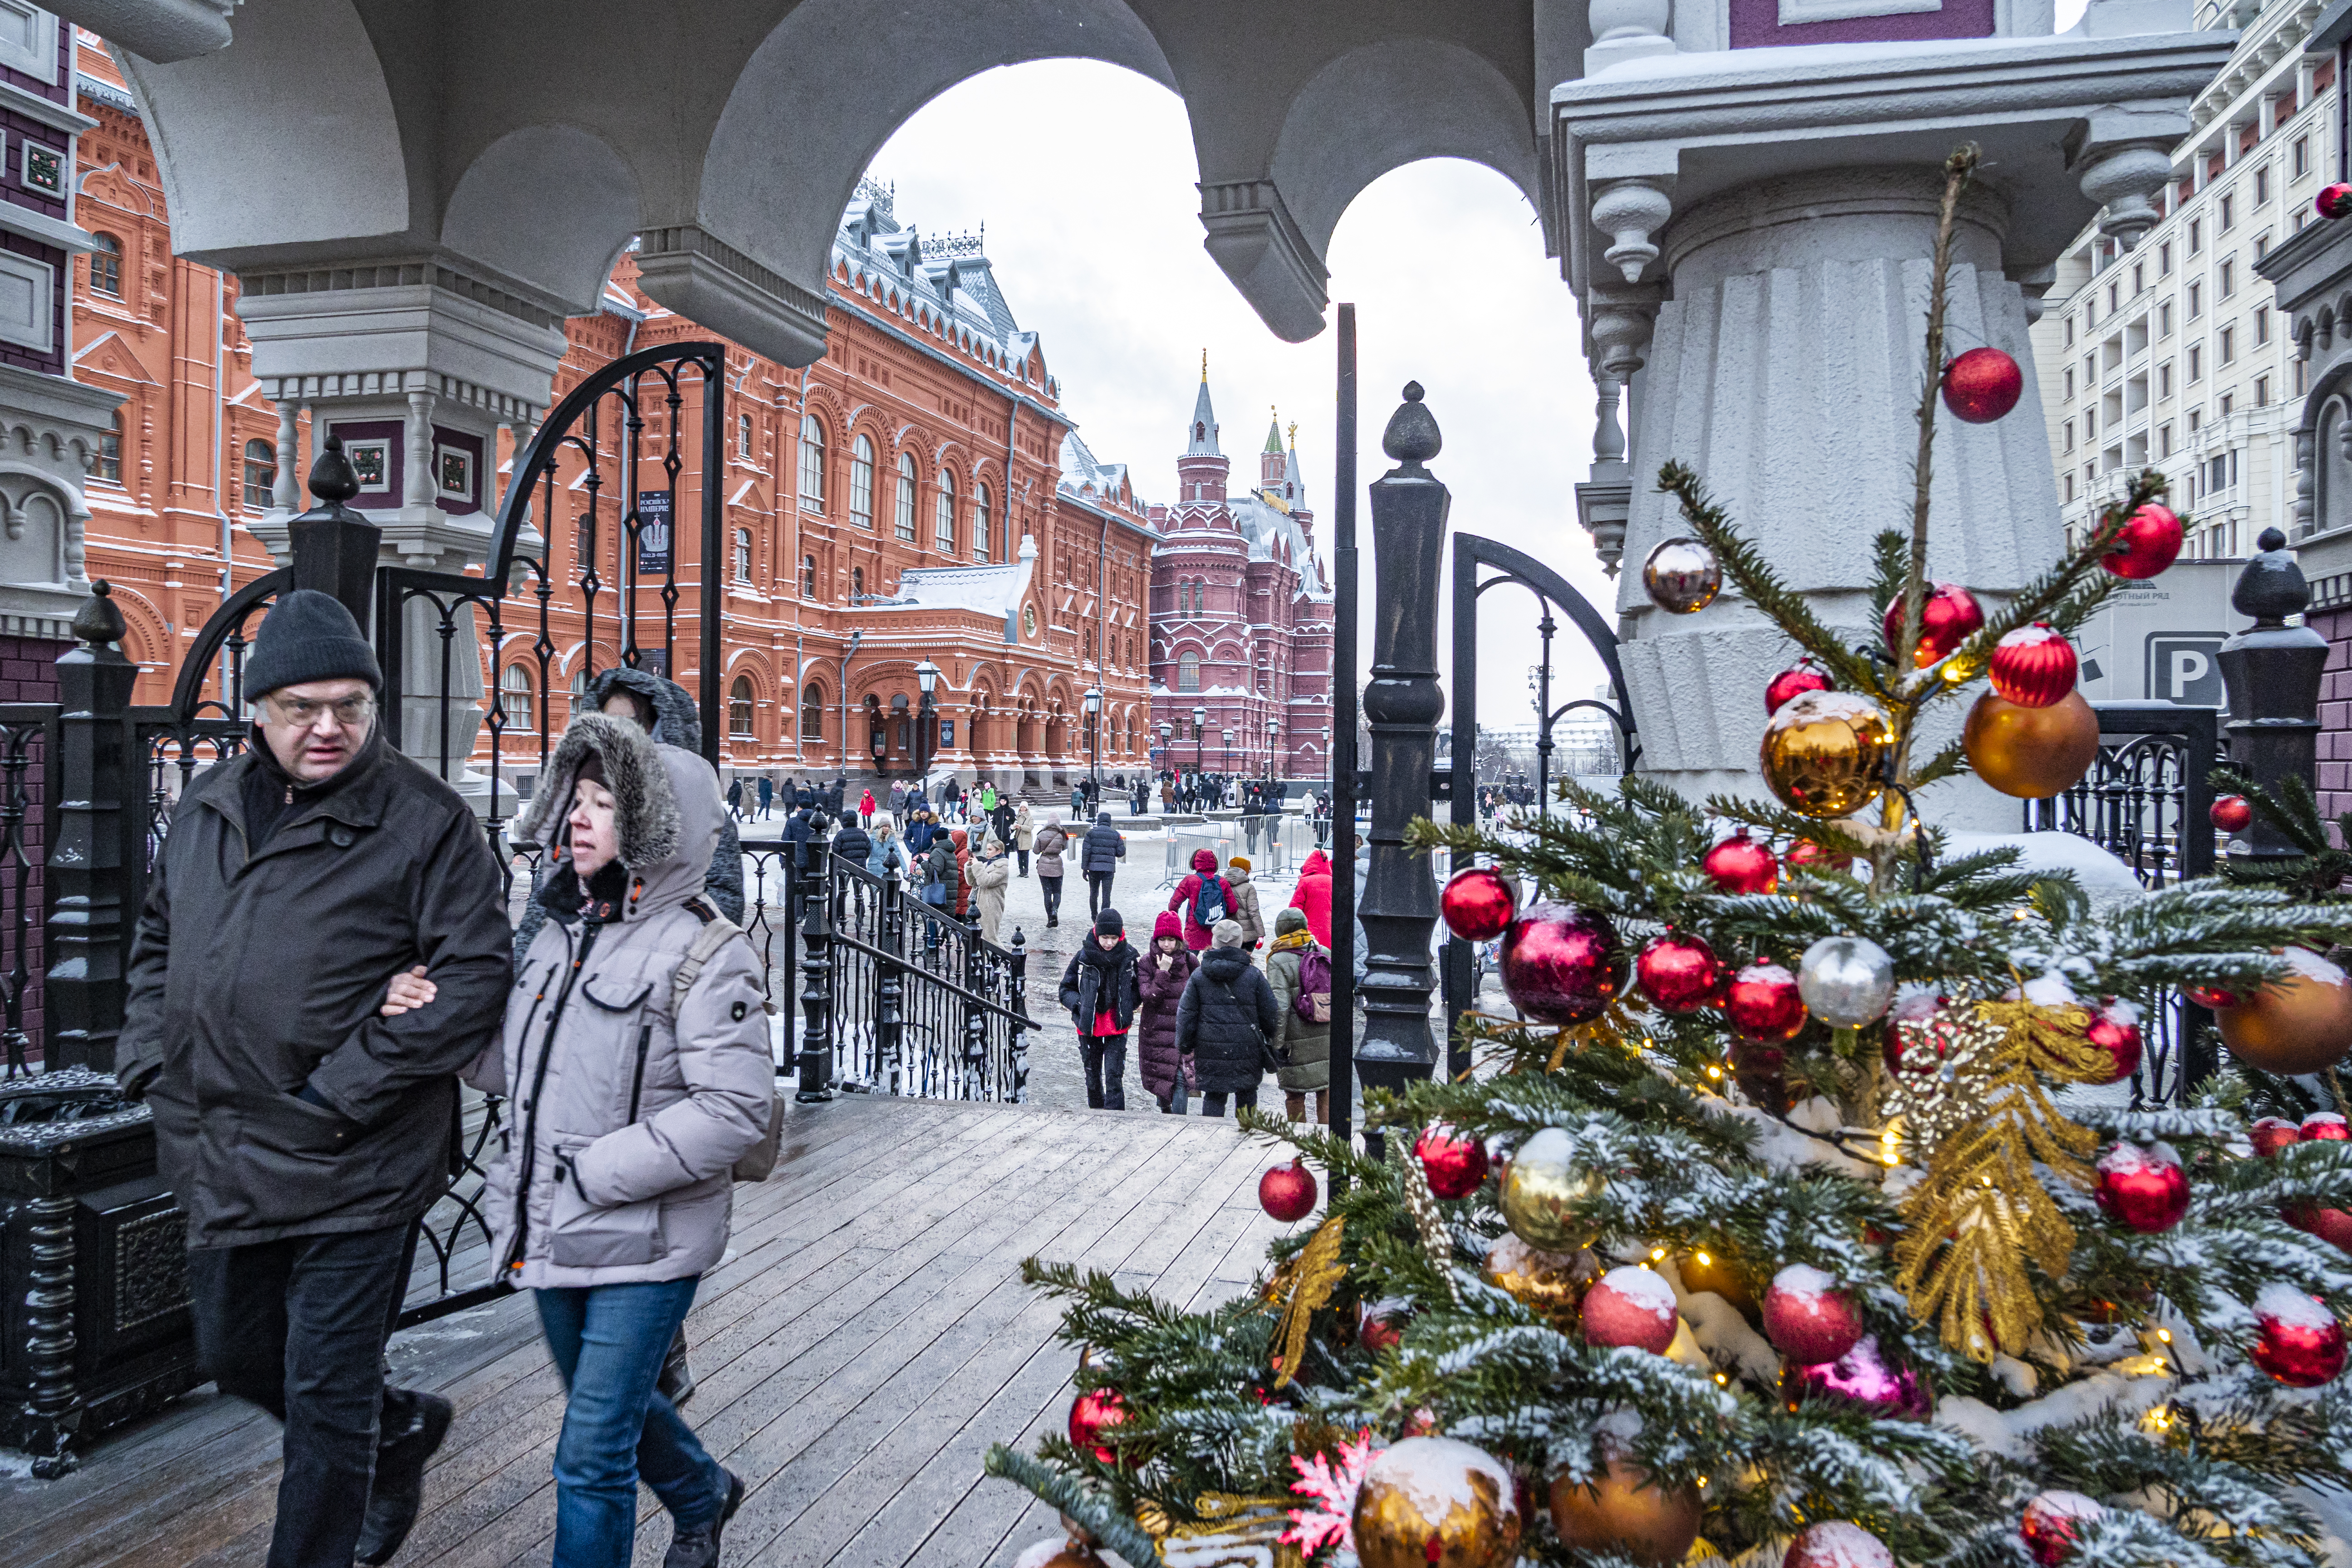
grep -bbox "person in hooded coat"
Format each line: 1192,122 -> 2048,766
965,834 -> 1012,945
948,828 -> 973,919
1081,809 -> 1125,916
867,822 -> 908,880
1266,907 -> 1332,1125
1289,848 -> 1334,949
858,786 -> 875,827
919,830 -> 956,939
1012,800 -> 1035,876
1226,855 -> 1265,948
1175,918 -> 1280,1118
1033,812 -> 1068,927
456,713 -> 769,1568
1135,910 -> 1196,1114
1058,908 -> 1140,1109
1168,848 -> 1235,952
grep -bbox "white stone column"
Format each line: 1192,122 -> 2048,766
1613,172 -> 2059,829
403,387 -> 435,518
272,399 -> 299,511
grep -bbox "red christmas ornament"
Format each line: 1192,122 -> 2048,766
1941,346 -> 2024,424
1259,1158 -> 1318,1223
1882,582 -> 1986,668
1068,1387 -> 1129,1462
2020,1491 -> 2102,1567
1636,932 -> 1725,1015
2185,985 -> 2239,1011
1724,961 -> 1807,1043
2094,1142 -> 2190,1234
2210,794 -> 2254,833
1413,1123 -> 1491,1200
2287,1202 -> 2352,1252
1499,904 -> 1623,1025
1702,832 -> 1779,896
1780,1334 -> 1930,1419
1764,658 -> 1833,716
1357,1299 -> 1406,1352
2251,1117 -> 2303,1157
1441,866 -> 1518,943
2101,503 -> 2184,581
1761,1264 -> 1865,1366
2084,1005 -> 2142,1086
2252,1284 -> 2348,1387
2320,181 -> 2352,220
1785,1523 -> 1893,1568
1783,838 -> 1855,875
1581,1265 -> 1680,1354
2302,1112 -> 2350,1143
1988,624 -> 2078,708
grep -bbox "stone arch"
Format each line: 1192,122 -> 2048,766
442,126 -> 641,313
104,581 -> 169,676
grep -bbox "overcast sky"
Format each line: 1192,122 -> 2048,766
870,60 -> 1617,740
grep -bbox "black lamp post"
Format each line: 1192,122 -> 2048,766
914,657 -> 939,784
1265,715 -> 1279,788
1192,703 -> 1206,782
1158,720 -> 1172,778
2219,526 -> 2326,868
1355,382 -> 1450,1140
1084,685 -> 1102,809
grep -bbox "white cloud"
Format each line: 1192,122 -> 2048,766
869,59 -> 1622,750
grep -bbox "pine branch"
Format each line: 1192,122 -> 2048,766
983,1446 -> 1166,1568
1896,145 -> 1978,673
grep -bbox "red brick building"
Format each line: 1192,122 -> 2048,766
1148,370 -> 1334,781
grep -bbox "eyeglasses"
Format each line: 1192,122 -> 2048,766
264,693 -> 375,727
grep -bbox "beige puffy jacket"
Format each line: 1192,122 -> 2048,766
467,715 -> 771,1289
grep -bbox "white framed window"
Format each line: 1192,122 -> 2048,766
734,526 -> 752,582
499,664 -> 534,733
799,685 -> 824,741
1177,652 -> 1200,691
798,415 -> 825,512
732,676 -> 756,738
894,452 -> 917,542
243,439 -> 275,509
934,468 -> 956,552
973,481 -> 991,562
738,412 -> 753,458
850,434 -> 875,529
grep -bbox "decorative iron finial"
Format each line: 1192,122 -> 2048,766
1288,421 -> 1298,449
2233,525 -> 2308,625
309,433 -> 361,505
1382,382 -> 1441,466
72,579 -> 125,647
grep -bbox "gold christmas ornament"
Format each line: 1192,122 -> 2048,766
1759,691 -> 1896,819
1484,1234 -> 1598,1326
1962,689 -> 2100,800
2216,948 -> 2352,1075
1642,536 -> 1721,614
1499,1127 -> 1603,1250
1352,1437 -> 1524,1568
1548,1458 -> 1703,1565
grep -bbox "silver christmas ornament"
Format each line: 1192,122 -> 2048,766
1642,537 -> 1721,614
1797,936 -> 1896,1027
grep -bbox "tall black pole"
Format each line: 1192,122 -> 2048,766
1441,537 -> 1477,1078
1328,305 -> 1358,1159
1353,383 -> 1449,1156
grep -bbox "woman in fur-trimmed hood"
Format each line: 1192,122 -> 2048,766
457,711 -> 768,1564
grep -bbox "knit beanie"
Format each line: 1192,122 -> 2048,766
1229,856 -> 1251,873
1275,907 -> 1308,936
1095,908 -> 1125,937
243,589 -> 382,699
1212,918 -> 1246,948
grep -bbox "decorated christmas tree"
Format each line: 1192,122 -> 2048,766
986,147 -> 2352,1568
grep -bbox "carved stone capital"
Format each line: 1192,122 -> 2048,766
1592,178 -> 1675,285
2069,112 -> 2190,253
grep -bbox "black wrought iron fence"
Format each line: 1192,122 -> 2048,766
0,707 -> 54,1079
2021,702 -> 2223,1102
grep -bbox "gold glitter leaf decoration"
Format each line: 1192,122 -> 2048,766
1889,999 -> 2098,1362
1269,1214 -> 1346,1389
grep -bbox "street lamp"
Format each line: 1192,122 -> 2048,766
1083,685 -> 1102,810
1264,715 -> 1279,787
1192,703 -> 1207,784
914,657 -> 939,784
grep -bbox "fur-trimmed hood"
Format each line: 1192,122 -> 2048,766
518,713 -> 722,918
587,665 -> 703,753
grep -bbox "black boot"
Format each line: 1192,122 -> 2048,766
663,1470 -> 746,1568
355,1391 -> 454,1565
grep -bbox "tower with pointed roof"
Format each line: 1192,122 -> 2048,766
1176,355 -> 1228,512
1260,409 -> 1287,490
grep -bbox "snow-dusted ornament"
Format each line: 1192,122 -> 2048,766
1284,1428 -> 1382,1557
1349,1436 -> 1523,1568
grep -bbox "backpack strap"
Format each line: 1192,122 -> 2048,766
669,901 -> 776,1019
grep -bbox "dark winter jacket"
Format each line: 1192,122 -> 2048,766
118,725 -> 515,1246
830,822 -> 873,867
1059,939 -> 1141,1038
513,666 -> 743,963
1175,943 -> 1281,1094
921,838 -> 957,904
784,807 -> 813,869
1081,811 -> 1126,875
1136,911 -> 1197,1100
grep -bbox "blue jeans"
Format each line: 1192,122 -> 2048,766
535,1279 -> 727,1568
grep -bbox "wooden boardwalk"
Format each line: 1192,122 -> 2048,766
2,1096 -> 1301,1568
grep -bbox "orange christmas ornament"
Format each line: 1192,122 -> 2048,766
1548,1457 -> 1703,1566
1963,689 -> 2099,799
2216,948 -> 2352,1076
1352,1437 -> 1524,1568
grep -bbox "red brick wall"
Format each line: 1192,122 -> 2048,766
2313,607 -> 2352,839
0,634 -> 65,1067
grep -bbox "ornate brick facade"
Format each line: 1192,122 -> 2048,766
1148,370 -> 1333,780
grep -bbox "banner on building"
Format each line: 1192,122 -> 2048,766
636,491 -> 674,576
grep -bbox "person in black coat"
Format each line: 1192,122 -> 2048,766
1058,908 -> 1141,1110
1175,918 -> 1281,1118
1081,809 -> 1126,916
830,816 -> 872,868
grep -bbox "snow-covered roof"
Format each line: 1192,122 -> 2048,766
864,534 -> 1040,643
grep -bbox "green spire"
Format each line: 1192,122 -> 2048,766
1263,407 -> 1284,455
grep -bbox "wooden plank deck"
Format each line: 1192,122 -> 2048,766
0,1096 -> 1302,1568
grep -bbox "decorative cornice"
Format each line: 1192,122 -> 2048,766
634,223 -> 831,369
237,261 -> 565,331
1197,179 -> 1328,344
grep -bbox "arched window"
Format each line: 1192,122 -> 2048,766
1178,652 -> 1201,692
894,451 -> 917,542
852,565 -> 864,599
242,438 -> 275,509
798,415 -> 826,511
498,664 -> 533,733
934,468 -> 956,552
802,554 -> 818,597
729,676 -> 755,737
799,683 -> 825,741
93,412 -> 121,483
733,527 -> 753,582
850,434 -> 875,529
973,482 -> 991,563
90,232 -> 121,298
569,665 -> 588,717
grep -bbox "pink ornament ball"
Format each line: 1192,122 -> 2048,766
1581,1265 -> 1680,1354
1761,1264 -> 1865,1366
1441,866 -> 1518,943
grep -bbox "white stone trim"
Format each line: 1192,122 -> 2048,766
1779,0 -> 1942,21
0,3 -> 57,86
0,247 -> 51,353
